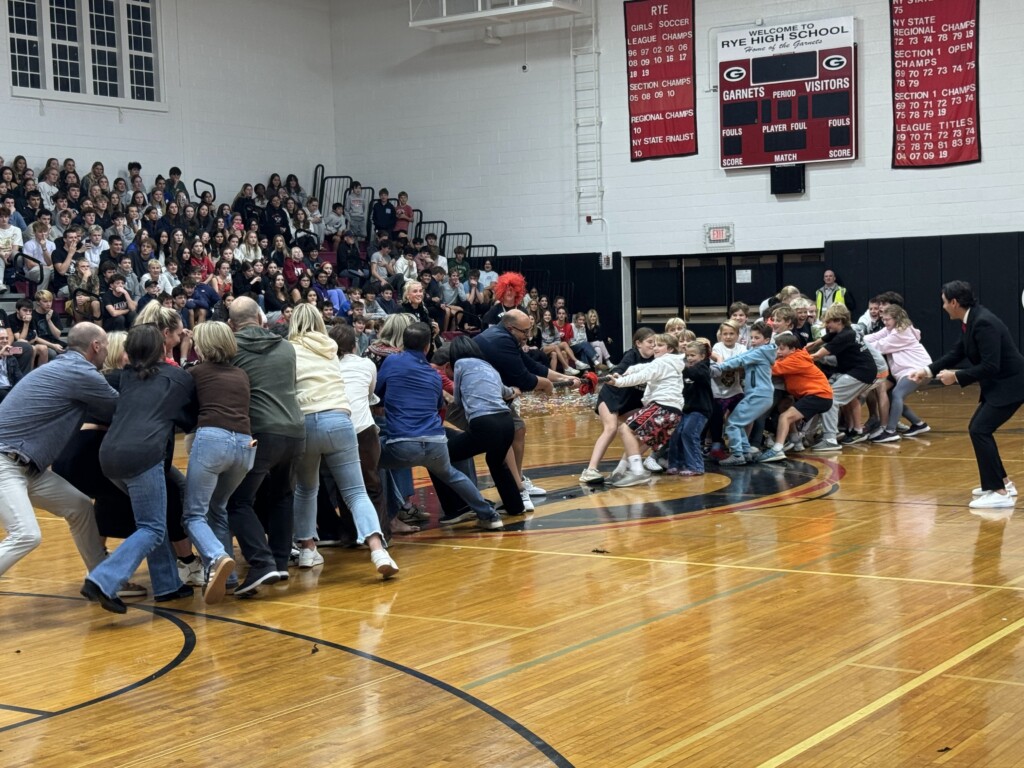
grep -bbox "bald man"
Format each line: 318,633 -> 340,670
0,322 -> 117,578
226,297 -> 306,595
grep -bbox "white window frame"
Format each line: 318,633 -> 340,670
7,0 -> 167,112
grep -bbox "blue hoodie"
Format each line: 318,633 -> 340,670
717,343 -> 777,401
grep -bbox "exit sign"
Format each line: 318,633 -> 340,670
704,223 -> 734,248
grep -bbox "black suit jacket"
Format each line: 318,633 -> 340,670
929,304 -> 1024,406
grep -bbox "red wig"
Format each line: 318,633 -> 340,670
494,271 -> 527,307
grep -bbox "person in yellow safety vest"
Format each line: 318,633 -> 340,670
815,269 -> 847,316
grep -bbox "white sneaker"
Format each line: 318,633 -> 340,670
370,549 -> 399,579
969,491 -> 1015,510
522,476 -> 547,496
973,481 -> 1017,497
579,468 -> 605,484
520,489 -> 535,512
611,469 -> 652,488
643,456 -> 664,473
575,361 -> 590,370
177,558 -> 205,587
564,367 -> 579,375
298,547 -> 324,569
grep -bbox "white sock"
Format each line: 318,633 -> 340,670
773,442 -> 784,452
628,455 -> 643,473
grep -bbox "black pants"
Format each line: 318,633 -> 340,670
448,412 -> 523,515
969,398 -> 1023,491
227,433 -> 304,573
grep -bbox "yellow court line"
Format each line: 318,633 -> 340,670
625,587 -> 1021,768
942,673 -> 1024,689
250,599 -> 529,631
756,615 -> 1024,767
402,540 -> 1024,594
847,662 -> 922,675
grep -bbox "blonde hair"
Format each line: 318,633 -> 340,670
686,339 -> 711,359
682,329 -> 696,342
881,304 -> 912,331
288,302 -> 327,339
34,289 -> 53,301
822,303 -> 851,325
377,313 -> 416,348
653,333 -> 680,352
134,302 -> 181,332
192,321 -> 237,363
101,331 -> 127,374
664,317 -> 686,333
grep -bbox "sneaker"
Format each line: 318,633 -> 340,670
757,447 -> 787,463
610,469 -> 652,487
289,546 -> 301,565
840,430 -> 868,445
608,468 -> 628,485
439,510 -> 476,525
297,547 -> 324,569
575,361 -> 590,370
370,549 -> 399,579
0,284 -> 8,295
177,558 -> 205,587
863,417 -> 881,434
904,422 -> 930,437
477,516 -> 505,530
579,467 -> 605,484
564,367 -> 580,375
398,503 -> 430,523
522,476 -> 547,496
870,430 -> 900,444
154,584 -> 195,602
867,426 -> 886,440
643,456 -> 664,473
969,491 -> 1015,510
810,440 -> 841,453
973,481 -> 1018,497
679,469 -> 705,477
708,448 -> 728,462
520,489 -> 535,512
719,454 -> 747,466
81,579 -> 127,614
116,582 -> 147,599
201,555 -> 235,604
233,566 -> 282,597
783,440 -> 805,453
896,422 -> 911,433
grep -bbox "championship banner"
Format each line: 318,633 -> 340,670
716,17 -> 857,169
890,0 -> 980,167
624,0 -> 697,161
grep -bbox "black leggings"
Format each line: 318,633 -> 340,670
447,411 -> 522,515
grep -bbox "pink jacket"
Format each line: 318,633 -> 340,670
865,325 -> 932,378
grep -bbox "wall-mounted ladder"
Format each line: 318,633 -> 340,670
571,1 -> 603,228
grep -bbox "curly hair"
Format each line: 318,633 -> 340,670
493,271 -> 527,306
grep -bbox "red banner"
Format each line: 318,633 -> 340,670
624,0 -> 697,161
890,0 -> 980,167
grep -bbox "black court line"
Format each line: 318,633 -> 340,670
141,606 -> 575,768
0,703 -> 53,716
0,592 -> 196,734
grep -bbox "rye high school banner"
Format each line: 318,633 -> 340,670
890,0 -> 980,167
624,0 -> 697,161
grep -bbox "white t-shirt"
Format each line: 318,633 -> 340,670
337,353 -> 378,433
0,224 -> 23,261
712,341 -> 746,398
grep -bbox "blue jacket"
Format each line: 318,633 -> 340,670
476,323 -> 549,392
375,350 -> 445,441
718,343 -> 777,400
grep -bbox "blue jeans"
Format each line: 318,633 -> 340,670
669,412 -> 708,472
379,438 -> 493,520
293,411 -> 382,544
571,341 -> 598,367
87,463 -> 181,598
183,427 -> 256,567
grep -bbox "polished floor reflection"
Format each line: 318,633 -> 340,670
3,386 -> 1024,767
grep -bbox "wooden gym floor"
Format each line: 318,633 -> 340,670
3,386 -> 1024,767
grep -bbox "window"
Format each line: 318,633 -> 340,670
7,0 -> 161,107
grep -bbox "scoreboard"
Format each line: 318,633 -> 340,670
717,17 -> 857,169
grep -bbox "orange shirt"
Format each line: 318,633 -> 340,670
771,348 -> 832,400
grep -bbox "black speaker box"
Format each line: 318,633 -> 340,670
771,164 -> 805,195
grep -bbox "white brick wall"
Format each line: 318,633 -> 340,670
332,0 -> 1024,256
0,0 -> 336,200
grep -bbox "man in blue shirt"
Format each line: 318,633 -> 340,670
0,323 -> 117,580
375,322 -> 503,530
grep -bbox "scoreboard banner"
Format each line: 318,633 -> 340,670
624,0 -> 697,162
717,17 -> 857,169
890,0 -> 980,168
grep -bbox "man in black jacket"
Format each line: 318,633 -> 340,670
911,280 -> 1024,510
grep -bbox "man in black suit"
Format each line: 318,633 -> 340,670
911,281 -> 1024,510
